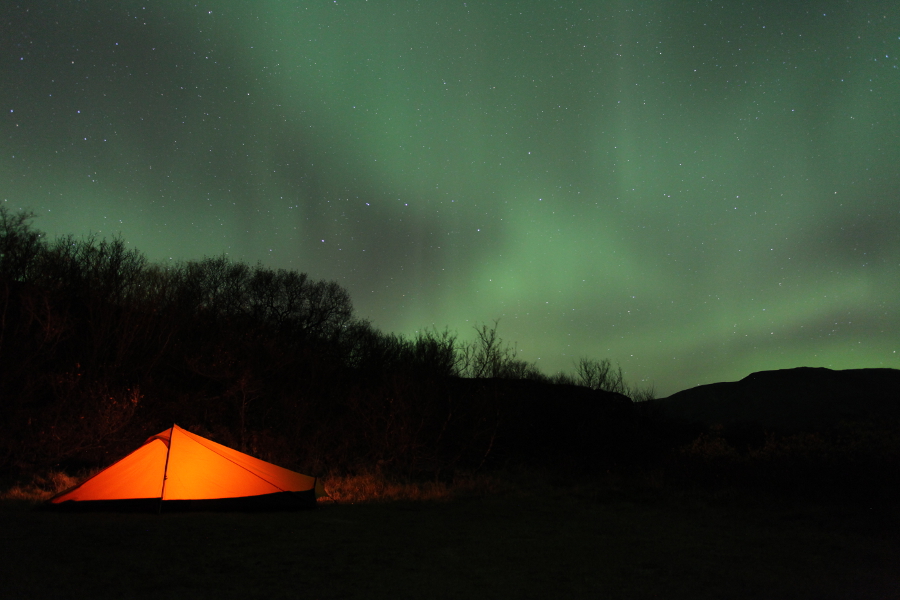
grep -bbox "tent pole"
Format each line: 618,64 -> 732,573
158,424 -> 175,515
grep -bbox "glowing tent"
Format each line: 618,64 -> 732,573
48,424 -> 324,511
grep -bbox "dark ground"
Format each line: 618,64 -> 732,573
3,489 -> 898,600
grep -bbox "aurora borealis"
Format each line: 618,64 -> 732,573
2,1 -> 898,396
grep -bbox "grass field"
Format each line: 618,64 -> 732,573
2,482 -> 898,599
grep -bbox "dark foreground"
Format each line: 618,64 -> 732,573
3,490 -> 898,600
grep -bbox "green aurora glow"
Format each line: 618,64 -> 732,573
2,1 -> 898,395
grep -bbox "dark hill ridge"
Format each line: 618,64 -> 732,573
447,377 -> 638,468
652,367 -> 900,430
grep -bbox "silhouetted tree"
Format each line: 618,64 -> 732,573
0,207 -> 43,283
460,320 -> 537,379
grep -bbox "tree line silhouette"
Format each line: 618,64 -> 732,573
1,207 -> 659,481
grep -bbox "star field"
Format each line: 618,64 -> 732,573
2,1 -> 898,395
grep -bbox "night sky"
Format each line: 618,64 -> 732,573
2,1 -> 898,396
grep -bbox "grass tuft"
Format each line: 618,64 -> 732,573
319,470 -> 515,504
0,470 -> 83,503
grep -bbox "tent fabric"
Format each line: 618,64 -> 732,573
49,424 -> 322,509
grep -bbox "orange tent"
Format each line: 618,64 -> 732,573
48,424 -> 324,511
